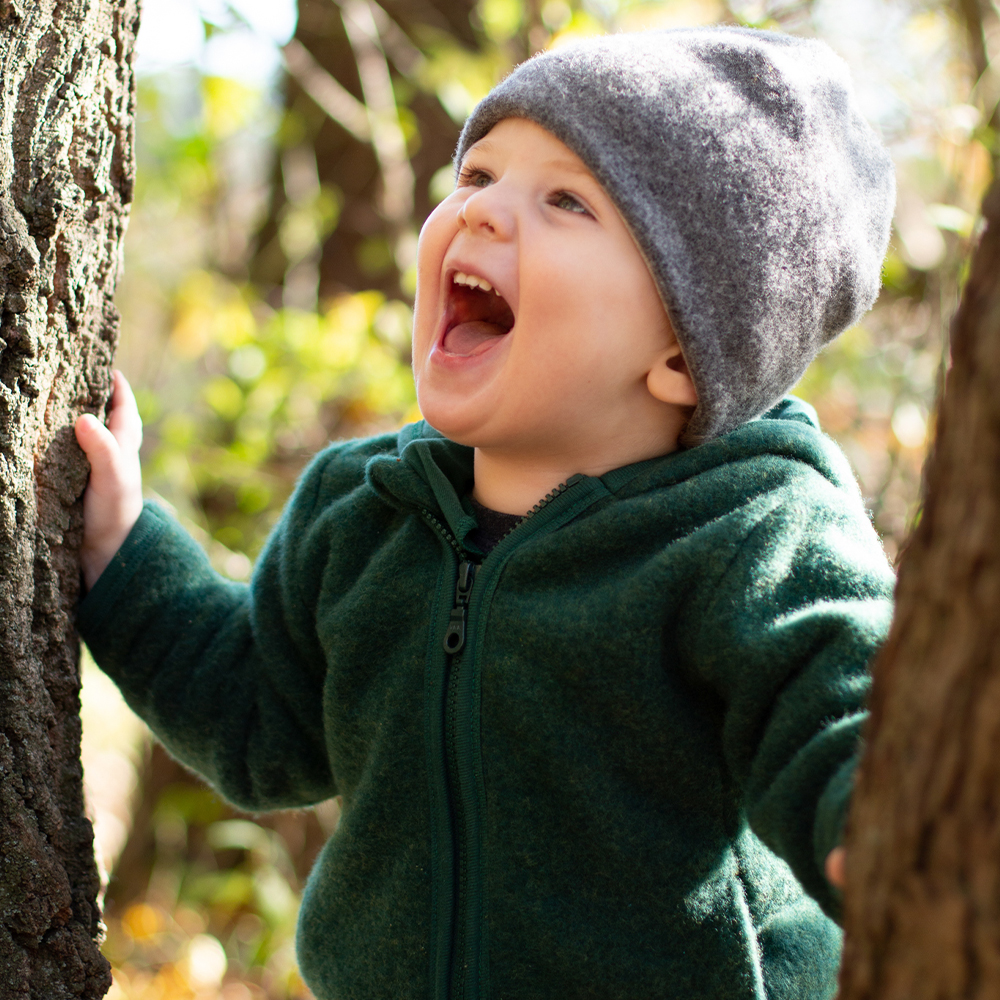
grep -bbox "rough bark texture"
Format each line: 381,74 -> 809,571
839,177 -> 1000,999
0,2 -> 137,997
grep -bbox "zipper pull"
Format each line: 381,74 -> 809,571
443,561 -> 476,655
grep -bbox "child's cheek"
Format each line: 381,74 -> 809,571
411,216 -> 452,365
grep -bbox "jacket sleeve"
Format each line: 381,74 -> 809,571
675,462 -> 894,920
77,448 -> 350,813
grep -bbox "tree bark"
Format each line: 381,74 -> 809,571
0,2 -> 137,997
838,175 -> 1000,997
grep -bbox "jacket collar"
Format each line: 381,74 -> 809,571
366,422 -> 478,545
364,398 -> 845,544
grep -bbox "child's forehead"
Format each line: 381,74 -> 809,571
462,119 -> 597,180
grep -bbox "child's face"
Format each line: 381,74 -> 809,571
411,118 -> 683,462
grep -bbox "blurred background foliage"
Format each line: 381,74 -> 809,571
83,0 -> 999,996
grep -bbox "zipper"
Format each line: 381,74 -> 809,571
444,565 -> 473,997
421,471 -> 588,1000
489,473 -> 587,553
527,474 -> 586,515
421,508 -> 466,560
444,562 -> 476,655
420,508 -> 477,1000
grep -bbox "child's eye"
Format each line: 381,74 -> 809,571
458,166 -> 492,188
551,191 -> 590,216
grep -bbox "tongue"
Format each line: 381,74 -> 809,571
443,320 -> 508,356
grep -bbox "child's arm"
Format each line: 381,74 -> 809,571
676,457 -> 894,921
74,370 -> 145,590
74,372 -> 339,812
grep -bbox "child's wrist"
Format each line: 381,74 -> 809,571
80,505 -> 142,591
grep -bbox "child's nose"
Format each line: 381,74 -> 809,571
457,186 -> 514,240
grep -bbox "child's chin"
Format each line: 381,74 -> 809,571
415,399 -> 468,436
417,404 -> 492,448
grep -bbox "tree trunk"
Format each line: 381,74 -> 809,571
838,175 -> 1000,997
0,2 -> 137,997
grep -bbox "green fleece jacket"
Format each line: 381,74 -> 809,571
78,397 -> 894,1000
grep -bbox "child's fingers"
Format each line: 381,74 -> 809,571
105,369 -> 143,452
74,412 -> 123,479
74,375 -> 145,586
824,846 -> 846,889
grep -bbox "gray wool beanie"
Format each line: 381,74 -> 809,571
455,27 -> 896,445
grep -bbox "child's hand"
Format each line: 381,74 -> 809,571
825,846 -> 846,889
74,370 -> 144,591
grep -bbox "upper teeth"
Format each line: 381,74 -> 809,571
453,271 -> 496,294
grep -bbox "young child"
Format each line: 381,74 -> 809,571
75,26 -> 896,1000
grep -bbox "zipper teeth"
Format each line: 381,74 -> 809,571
423,472 -> 586,561
527,472 -> 585,515
448,670 -> 467,997
492,472 -> 586,549
421,508 -> 464,558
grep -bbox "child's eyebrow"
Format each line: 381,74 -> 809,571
466,137 -> 497,159
541,156 -> 593,178
464,139 -> 595,182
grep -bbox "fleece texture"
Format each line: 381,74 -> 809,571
78,400 -> 894,1000
456,29 -> 896,444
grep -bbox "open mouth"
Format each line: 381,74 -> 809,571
441,271 -> 515,356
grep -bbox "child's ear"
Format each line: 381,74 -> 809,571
647,341 -> 698,408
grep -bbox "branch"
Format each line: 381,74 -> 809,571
339,0 -> 416,227
281,38 -> 372,144
366,0 -> 425,79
